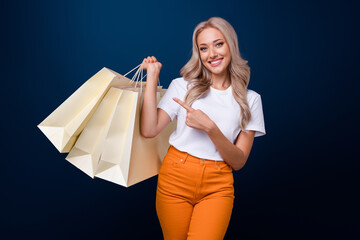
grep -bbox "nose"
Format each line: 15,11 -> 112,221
209,47 -> 217,59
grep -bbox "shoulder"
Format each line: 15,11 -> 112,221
168,77 -> 190,91
246,89 -> 262,106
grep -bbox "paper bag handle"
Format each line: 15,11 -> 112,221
124,63 -> 161,92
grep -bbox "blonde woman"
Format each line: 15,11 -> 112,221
141,17 -> 265,240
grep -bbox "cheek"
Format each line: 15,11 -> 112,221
200,52 -> 208,63
220,47 -> 230,57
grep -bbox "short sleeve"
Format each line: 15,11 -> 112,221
245,94 -> 266,137
157,80 -> 182,121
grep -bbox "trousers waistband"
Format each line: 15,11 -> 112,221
167,145 -> 232,169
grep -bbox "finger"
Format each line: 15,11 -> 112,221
147,56 -> 153,62
141,58 -> 148,69
173,97 -> 193,112
151,56 -> 157,62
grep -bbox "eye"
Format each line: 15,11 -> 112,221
216,42 -> 224,47
200,47 -> 207,51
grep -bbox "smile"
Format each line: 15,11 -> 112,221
208,58 -> 223,67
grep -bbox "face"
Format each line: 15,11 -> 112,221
197,27 -> 231,78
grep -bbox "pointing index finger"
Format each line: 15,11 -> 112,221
173,97 -> 193,112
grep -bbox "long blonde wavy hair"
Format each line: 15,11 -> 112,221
180,17 -> 251,130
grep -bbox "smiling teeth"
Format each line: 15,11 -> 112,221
211,60 -> 221,64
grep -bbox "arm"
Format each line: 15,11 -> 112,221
140,56 -> 171,138
173,97 -> 255,171
206,123 -> 255,171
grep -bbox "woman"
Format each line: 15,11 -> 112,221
140,17 -> 265,240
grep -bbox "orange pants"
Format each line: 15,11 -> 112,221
156,146 -> 235,240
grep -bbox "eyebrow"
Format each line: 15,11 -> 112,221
199,39 -> 223,46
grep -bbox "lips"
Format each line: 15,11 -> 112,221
208,58 -> 223,67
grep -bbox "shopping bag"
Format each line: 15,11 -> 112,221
65,87 -> 124,178
39,64 -> 176,187
95,87 -> 176,187
37,67 -> 133,153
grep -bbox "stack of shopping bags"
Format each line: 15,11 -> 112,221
38,64 -> 176,187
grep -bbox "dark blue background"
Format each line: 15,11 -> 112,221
1,0 -> 358,239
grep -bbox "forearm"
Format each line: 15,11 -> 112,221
140,73 -> 159,138
206,122 -> 246,171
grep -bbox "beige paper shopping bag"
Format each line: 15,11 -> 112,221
95,87 -> 176,187
39,64 -> 176,187
125,88 -> 176,187
65,87 -> 124,178
37,67 -> 132,153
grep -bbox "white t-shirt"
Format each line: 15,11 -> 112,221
157,77 -> 266,161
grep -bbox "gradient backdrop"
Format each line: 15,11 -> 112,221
1,0 -> 358,239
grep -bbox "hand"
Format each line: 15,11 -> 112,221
141,56 -> 162,76
173,97 -> 215,133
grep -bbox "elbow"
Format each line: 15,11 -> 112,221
140,121 -> 157,138
140,128 -> 157,138
232,151 -> 248,171
141,130 -> 155,138
233,165 -> 242,171
232,159 -> 247,171
233,165 -> 244,171
142,132 -> 156,138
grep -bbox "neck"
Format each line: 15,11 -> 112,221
211,72 -> 230,90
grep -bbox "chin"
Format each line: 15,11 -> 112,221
207,66 -> 226,76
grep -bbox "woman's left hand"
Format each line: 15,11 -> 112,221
173,97 -> 214,133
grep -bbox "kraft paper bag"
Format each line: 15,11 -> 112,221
37,67 -> 132,153
95,87 -> 176,187
65,87 -> 124,178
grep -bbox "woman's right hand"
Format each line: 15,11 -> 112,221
141,56 -> 162,76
